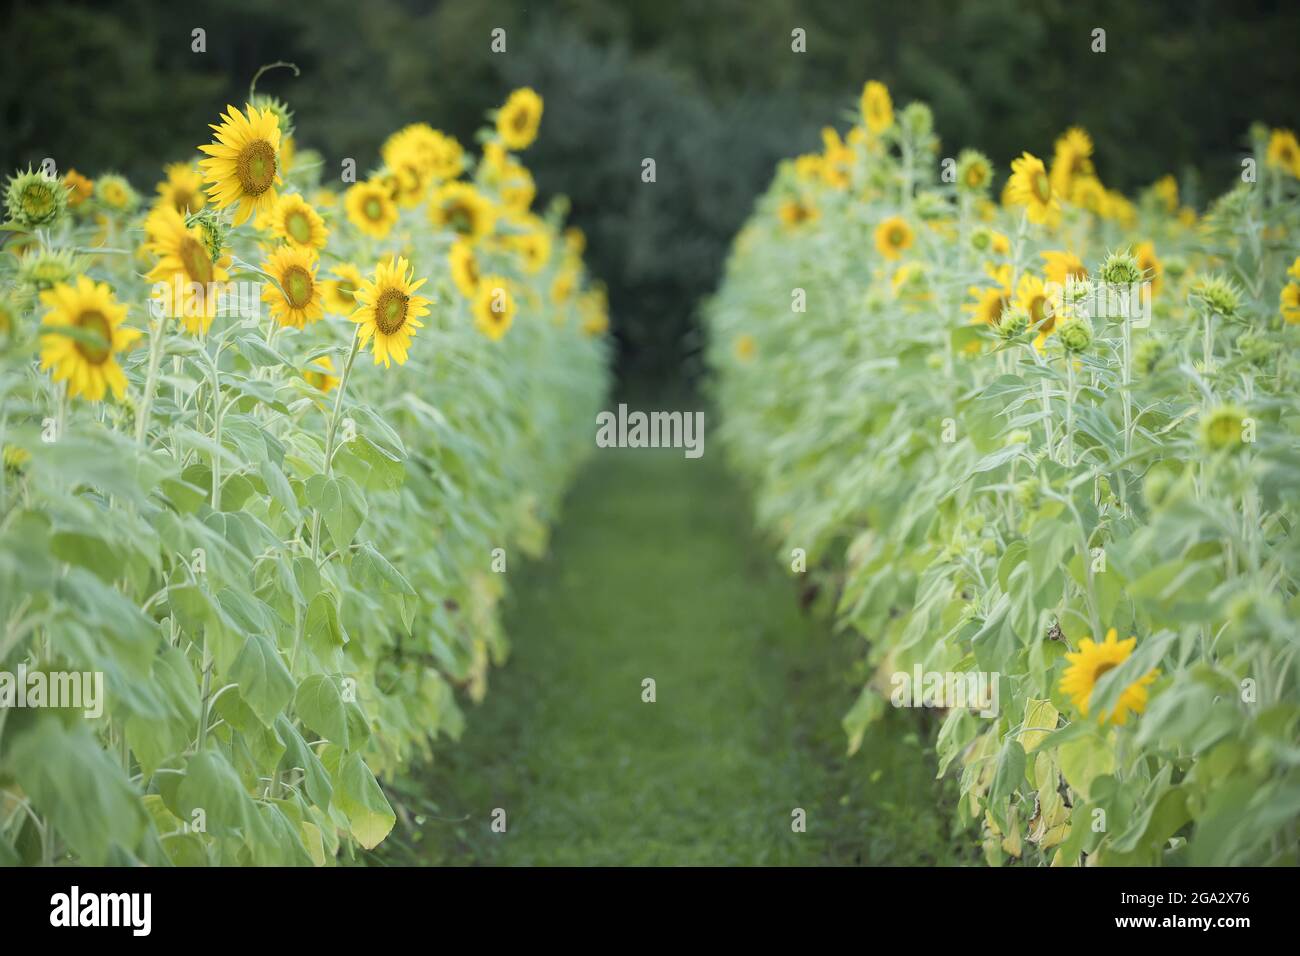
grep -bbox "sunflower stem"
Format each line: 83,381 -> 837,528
135,313 -> 167,446
311,329 -> 361,565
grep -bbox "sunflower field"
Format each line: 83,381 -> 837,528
706,82 -> 1300,866
0,87 -> 608,865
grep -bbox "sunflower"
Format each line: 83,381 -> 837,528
956,150 -> 993,193
1135,241 -> 1163,296
1060,629 -> 1158,726
17,247 -> 82,293
0,294 -> 16,340
312,189 -> 339,209
1016,273 -> 1058,348
497,162 -> 536,213
511,229 -> 552,274
966,264 -> 1013,328
1070,176 -> 1108,216
1041,250 -> 1088,289
580,287 -> 609,337
472,275 -> 516,341
428,182 -> 496,243
1006,153 -> 1059,225
1279,280 -> 1300,324
819,127 -> 853,189
550,266 -> 578,305
144,205 -> 233,335
266,193 -> 329,255
1266,129 -> 1300,178
448,241 -> 481,298
496,88 -> 544,151
778,197 -> 818,228
155,162 -> 206,215
262,246 -> 324,329
198,103 -> 283,226
5,168 -> 69,227
734,334 -> 757,362
860,80 -> 893,135
342,180 -> 399,240
303,355 -> 340,394
1048,127 -> 1094,198
322,263 -> 365,315
94,173 -> 138,213
874,216 -> 914,260
38,277 -> 140,402
63,169 -> 94,209
384,124 -> 465,182
350,256 -> 431,367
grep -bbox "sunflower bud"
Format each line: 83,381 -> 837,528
1100,250 -> 1141,286
4,168 -> 68,228
995,304 -> 1029,340
1057,314 -> 1094,352
1190,274 -> 1242,320
1199,404 -> 1248,453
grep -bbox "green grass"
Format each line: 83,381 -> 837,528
377,447 -> 966,865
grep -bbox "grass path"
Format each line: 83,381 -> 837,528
382,448 -> 961,865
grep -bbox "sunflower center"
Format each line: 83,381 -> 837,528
374,289 -> 409,335
74,310 -> 112,365
1091,661 -> 1119,682
180,236 -> 214,285
966,167 -> 985,187
890,227 -> 906,247
283,266 -> 313,309
236,139 -> 277,196
1033,171 -> 1051,203
173,190 -> 195,213
364,197 -> 384,221
286,210 -> 313,244
448,202 -> 474,235
512,108 -> 531,133
23,184 -> 55,217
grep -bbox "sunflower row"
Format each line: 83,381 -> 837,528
708,81 -> 1300,865
0,88 -> 609,864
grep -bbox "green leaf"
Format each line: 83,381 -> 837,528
294,674 -> 349,747
332,753 -> 395,850
229,633 -> 295,726
176,749 -> 258,839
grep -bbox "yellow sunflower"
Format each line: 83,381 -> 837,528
1049,127 -> 1094,198
472,275 -> 517,341
38,276 -> 140,402
261,246 -> 324,329
874,216 -> 914,260
1006,152 -> 1059,225
1041,250 -> 1088,289
350,256 -> 431,367
322,263 -> 365,315
778,197 -> 818,228
344,180 -> 399,239
144,205 -> 233,335
267,193 -> 329,255
1135,240 -> 1163,296
580,287 -> 609,337
511,229 -> 552,274
550,266 -> 578,305
303,355 -> 340,393
966,264 -> 1013,327
384,124 -> 465,182
63,169 -> 93,208
95,174 -> 136,212
496,88 -> 544,151
860,80 -> 893,135
155,162 -> 206,215
1016,273 -> 1058,348
198,103 -> 282,226
428,182 -> 496,243
1280,262 -> 1300,324
1266,129 -> 1300,178
448,240 -> 481,298
1060,628 -> 1158,726
497,162 -> 536,213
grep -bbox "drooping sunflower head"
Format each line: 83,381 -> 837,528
267,192 -> 329,254
5,167 -> 69,228
38,276 -> 141,402
350,256 -> 432,367
1059,628 -> 1158,726
428,182 -> 496,243
62,169 -> 94,210
1006,152 -> 1059,225
322,263 -> 366,315
344,180 -> 400,239
1266,128 -> 1300,178
448,241 -> 481,299
156,162 -> 206,215
262,245 -> 324,330
496,88 -> 544,151
144,205 -> 233,334
303,355 -> 339,394
198,103 -> 283,226
860,80 -> 893,135
472,274 -> 517,342
955,149 -> 993,193
874,216 -> 914,260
